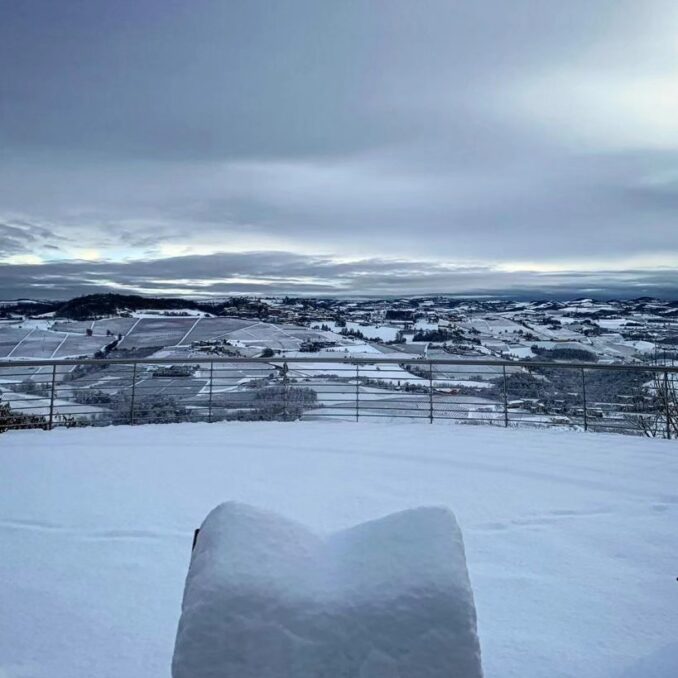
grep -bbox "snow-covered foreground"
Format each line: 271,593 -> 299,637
1,422 -> 677,678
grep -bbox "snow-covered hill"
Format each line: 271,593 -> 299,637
1,422 -> 677,678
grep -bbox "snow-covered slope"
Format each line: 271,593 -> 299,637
0,422 -> 677,678
173,502 -> 482,678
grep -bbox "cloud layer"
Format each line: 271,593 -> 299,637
1,1 -> 677,297
2,251 -> 677,301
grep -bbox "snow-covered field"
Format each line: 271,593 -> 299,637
0,390 -> 107,419
1,423 -> 677,678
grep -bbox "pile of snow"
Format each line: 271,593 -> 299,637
173,502 -> 481,678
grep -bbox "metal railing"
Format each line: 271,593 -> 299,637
0,355 -> 676,438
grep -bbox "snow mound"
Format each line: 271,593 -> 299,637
172,502 -> 482,678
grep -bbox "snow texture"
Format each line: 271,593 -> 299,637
172,502 -> 482,678
1,422 -> 677,678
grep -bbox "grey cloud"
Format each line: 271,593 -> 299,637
1,1 -> 677,291
1,251 -> 677,300
0,1 -> 641,161
0,219 -> 67,257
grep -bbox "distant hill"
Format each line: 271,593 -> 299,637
51,293 -> 270,320
0,299 -> 60,318
54,294 -> 207,320
0,293 -> 274,320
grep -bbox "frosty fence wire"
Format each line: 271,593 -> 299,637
0,356 -> 676,438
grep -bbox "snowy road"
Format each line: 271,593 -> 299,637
0,422 -> 677,678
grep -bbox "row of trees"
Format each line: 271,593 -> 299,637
486,367 -> 677,438
531,346 -> 599,362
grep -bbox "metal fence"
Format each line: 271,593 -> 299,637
0,356 -> 676,438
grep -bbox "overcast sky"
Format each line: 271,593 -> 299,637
1,0 -> 677,299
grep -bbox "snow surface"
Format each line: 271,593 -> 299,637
1,422 -> 677,678
173,502 -> 481,678
312,321 -> 401,342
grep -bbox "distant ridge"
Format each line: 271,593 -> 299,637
55,293 -> 206,320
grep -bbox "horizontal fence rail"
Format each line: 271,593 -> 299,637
0,356 -> 676,438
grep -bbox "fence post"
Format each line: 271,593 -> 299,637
208,361 -> 214,423
282,362 -> 289,420
129,362 -> 137,425
355,364 -> 360,422
581,367 -> 588,432
502,364 -> 509,428
48,363 -> 57,430
429,361 -> 434,423
665,370 -> 671,440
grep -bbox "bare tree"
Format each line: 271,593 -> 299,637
627,363 -> 677,439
